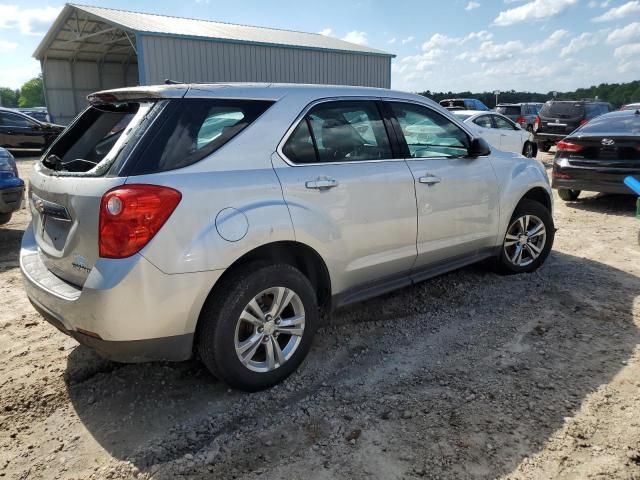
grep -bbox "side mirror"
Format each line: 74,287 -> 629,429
467,137 -> 491,157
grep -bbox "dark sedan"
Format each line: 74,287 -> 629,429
552,109 -> 640,201
0,108 -> 64,154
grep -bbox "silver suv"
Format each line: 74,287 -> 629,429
20,84 -> 554,391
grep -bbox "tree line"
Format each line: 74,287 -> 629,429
420,80 -> 640,108
0,75 -> 45,108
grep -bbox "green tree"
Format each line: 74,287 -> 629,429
18,75 -> 45,107
0,87 -> 19,107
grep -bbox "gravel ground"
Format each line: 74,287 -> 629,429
1,152 -> 639,480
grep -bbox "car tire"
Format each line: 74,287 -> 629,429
557,189 -> 581,201
537,142 -> 551,153
492,199 -> 554,275
197,263 -> 319,392
0,213 -> 12,225
523,142 -> 536,158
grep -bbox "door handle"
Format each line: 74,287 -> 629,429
305,178 -> 339,190
418,175 -> 441,185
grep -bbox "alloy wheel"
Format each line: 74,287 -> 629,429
503,214 -> 547,267
234,287 -> 305,373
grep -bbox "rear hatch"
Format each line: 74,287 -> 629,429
562,136 -> 640,170
496,105 -> 521,122
28,97 -> 165,286
539,101 -> 584,136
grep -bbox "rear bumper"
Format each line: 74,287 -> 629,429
551,164 -> 639,194
0,181 -> 24,214
20,223 -> 224,362
534,133 -> 566,144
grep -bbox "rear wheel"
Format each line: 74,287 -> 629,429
0,213 -> 12,225
523,142 -> 536,158
493,199 -> 554,274
197,263 -> 319,391
558,189 -> 581,201
537,142 -> 551,153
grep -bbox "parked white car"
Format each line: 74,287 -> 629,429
452,110 -> 537,158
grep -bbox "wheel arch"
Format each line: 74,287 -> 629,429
519,186 -> 552,212
194,241 -> 332,348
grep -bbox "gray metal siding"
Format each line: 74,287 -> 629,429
141,35 -> 390,88
43,59 -> 138,124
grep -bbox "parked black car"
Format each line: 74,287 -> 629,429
496,103 -> 542,132
534,100 -> 613,153
0,107 -> 64,154
17,107 -> 51,123
552,109 -> 640,201
439,98 -> 490,111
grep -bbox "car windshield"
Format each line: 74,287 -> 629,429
496,106 -> 520,116
541,102 -> 584,118
579,113 -> 640,135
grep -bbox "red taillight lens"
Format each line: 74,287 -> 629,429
516,116 -> 525,124
534,116 -> 540,131
99,184 -> 182,259
556,140 -> 584,153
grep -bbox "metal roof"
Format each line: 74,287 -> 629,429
34,3 -> 394,59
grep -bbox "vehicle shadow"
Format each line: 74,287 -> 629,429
563,193 -> 637,217
64,250 -> 640,478
0,227 -> 25,268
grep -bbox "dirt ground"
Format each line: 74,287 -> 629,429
1,152 -> 639,480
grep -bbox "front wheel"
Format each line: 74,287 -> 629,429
537,142 -> 551,153
523,142 -> 536,158
493,199 -> 554,274
197,263 -> 319,391
558,189 -> 581,201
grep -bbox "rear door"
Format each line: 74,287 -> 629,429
471,114 -> 501,147
273,99 -> 418,294
386,101 -> 499,267
492,114 -> 524,154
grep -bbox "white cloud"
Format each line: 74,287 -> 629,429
614,42 -> 640,58
560,32 -> 598,57
401,36 -> 414,44
342,31 -> 368,45
387,37 -> 397,44
421,30 -> 492,51
537,29 -> 569,50
593,1 -> 640,21
0,39 -> 17,51
0,59 -> 41,89
318,28 -> 332,36
493,0 -> 577,27
457,40 -> 525,63
607,22 -> 640,44
465,1 -> 481,10
0,5 -> 61,35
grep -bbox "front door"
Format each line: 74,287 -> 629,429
493,114 -> 523,153
386,101 -> 500,267
273,99 -> 418,295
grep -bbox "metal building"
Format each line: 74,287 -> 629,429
34,4 -> 395,124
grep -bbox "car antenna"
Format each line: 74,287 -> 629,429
164,79 -> 183,85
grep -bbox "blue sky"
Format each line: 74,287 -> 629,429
1,0 -> 639,92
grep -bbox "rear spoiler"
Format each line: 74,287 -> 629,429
87,85 -> 189,105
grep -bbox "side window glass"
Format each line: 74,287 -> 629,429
473,115 -> 493,129
305,101 -> 391,163
390,102 -> 470,158
282,120 -> 317,164
2,112 -> 33,128
494,116 -> 516,130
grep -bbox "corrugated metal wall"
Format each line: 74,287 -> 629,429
140,35 -> 391,88
42,59 -> 138,124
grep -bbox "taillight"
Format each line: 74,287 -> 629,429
534,116 -> 540,132
516,116 -> 525,124
579,119 -> 588,126
556,140 -> 584,153
99,184 -> 182,259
